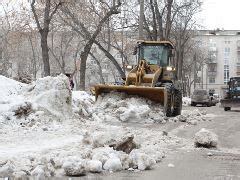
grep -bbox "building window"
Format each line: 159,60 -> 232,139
224,65 -> 229,84
224,47 -> 230,58
224,47 -> 230,52
224,58 -> 229,65
224,41 -> 231,44
209,77 -> 215,84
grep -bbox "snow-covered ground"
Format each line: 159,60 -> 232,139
0,75 -> 210,178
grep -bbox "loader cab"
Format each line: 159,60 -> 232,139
228,77 -> 240,92
136,41 -> 174,67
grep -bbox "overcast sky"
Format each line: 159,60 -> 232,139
200,0 -> 240,30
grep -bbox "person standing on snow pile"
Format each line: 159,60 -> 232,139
66,73 -> 74,90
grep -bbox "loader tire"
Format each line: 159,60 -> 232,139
165,84 -> 174,117
172,89 -> 182,116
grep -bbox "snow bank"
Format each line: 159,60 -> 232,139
0,75 -> 26,98
0,75 -> 27,119
194,128 -> 218,148
0,75 -> 211,178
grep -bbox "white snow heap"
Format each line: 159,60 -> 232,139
0,75 -> 27,119
25,74 -> 72,117
194,128 -> 218,148
92,92 -> 165,123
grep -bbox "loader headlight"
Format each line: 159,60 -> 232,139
166,66 -> 173,71
126,65 -> 133,70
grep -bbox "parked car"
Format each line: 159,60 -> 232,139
191,89 -> 217,107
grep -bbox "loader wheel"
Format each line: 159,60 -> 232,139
165,84 -> 174,117
172,89 -> 182,116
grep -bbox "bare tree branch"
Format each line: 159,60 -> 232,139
30,0 -> 42,31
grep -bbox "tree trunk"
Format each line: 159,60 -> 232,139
150,0 -> 157,40
79,40 -> 94,90
139,0 -> 144,40
165,0 -> 173,39
40,32 -> 50,76
154,0 -> 164,40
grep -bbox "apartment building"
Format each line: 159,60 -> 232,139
195,30 -> 240,97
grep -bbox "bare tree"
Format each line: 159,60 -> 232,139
30,0 -> 64,76
172,0 -> 202,81
61,0 -> 123,90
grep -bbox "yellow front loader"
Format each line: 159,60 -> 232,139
94,41 -> 182,117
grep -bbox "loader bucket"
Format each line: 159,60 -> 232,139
94,84 -> 167,106
220,98 -> 240,108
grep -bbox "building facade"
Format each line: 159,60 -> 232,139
195,30 -> 240,97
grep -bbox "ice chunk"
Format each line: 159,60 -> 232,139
85,160 -> 102,173
194,128 -> 218,148
103,158 -> 122,171
129,149 -> 156,170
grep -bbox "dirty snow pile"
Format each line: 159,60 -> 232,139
72,91 -> 94,117
168,108 -> 209,125
0,75 -> 185,179
182,97 -> 191,106
194,128 -> 218,148
91,92 -> 166,123
91,92 -> 208,125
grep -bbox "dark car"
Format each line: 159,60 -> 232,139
191,89 -> 217,107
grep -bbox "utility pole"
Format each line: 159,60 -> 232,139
139,0 -> 144,40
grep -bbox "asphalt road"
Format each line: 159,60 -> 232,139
81,105 -> 240,180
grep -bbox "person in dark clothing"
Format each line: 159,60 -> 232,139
66,73 -> 74,90
70,79 -> 74,90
